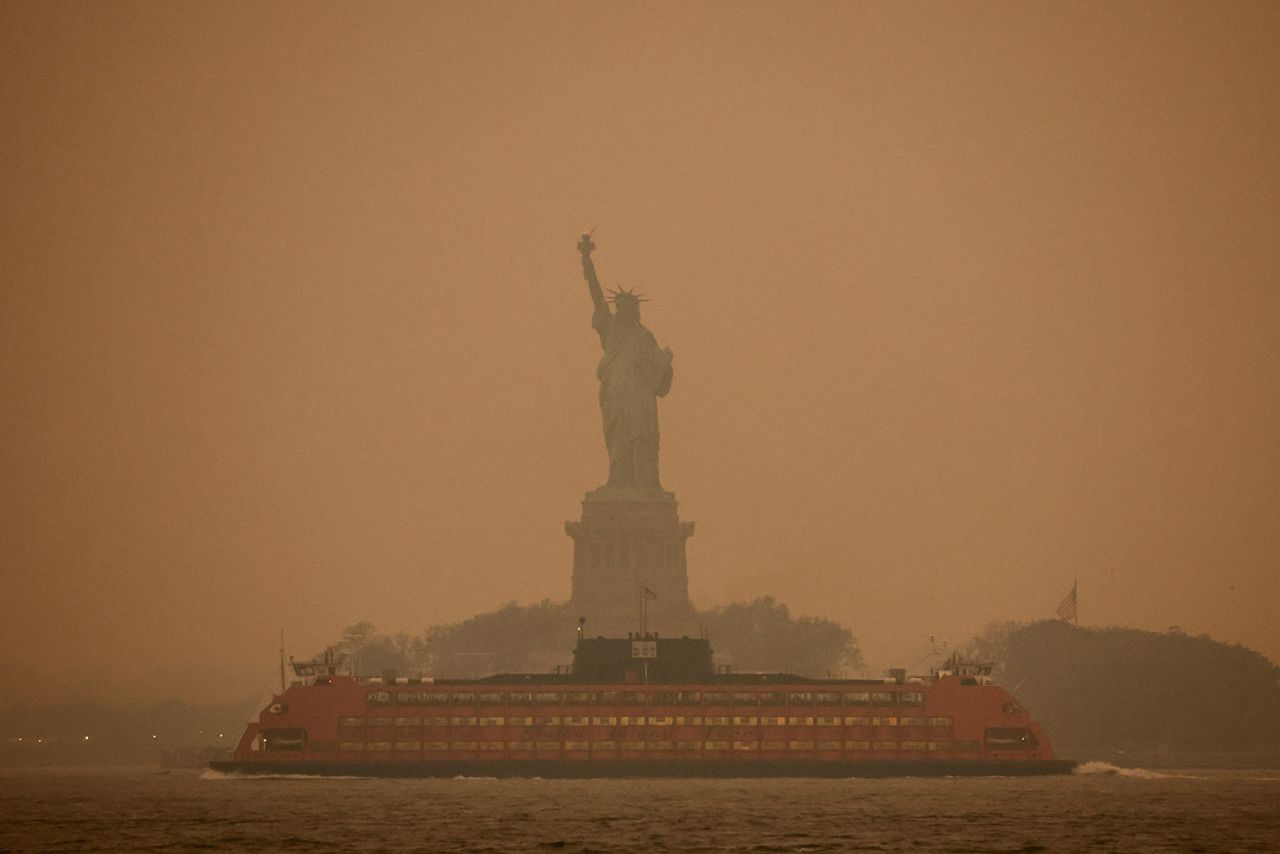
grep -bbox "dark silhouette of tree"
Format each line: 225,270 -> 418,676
968,620 -> 1280,762
323,597 -> 862,681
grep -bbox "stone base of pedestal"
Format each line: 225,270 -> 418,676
565,491 -> 696,637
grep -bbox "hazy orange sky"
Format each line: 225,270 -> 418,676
3,1 -> 1278,703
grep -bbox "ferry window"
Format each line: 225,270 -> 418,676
762,740 -> 786,750
900,717 -> 926,727
534,716 -> 561,726
261,728 -> 306,751
703,740 -> 729,750
508,716 -> 533,726
871,741 -> 897,751
396,691 -> 423,706
703,692 -> 731,706
366,741 -> 392,751
339,717 -> 364,727
927,716 -> 953,727
900,692 -> 924,706
649,691 -> 676,706
565,691 -> 592,705
619,715 -> 645,726
367,691 -> 393,707
650,716 -> 674,726
450,716 -> 477,726
816,740 -> 842,750
787,692 -> 813,705
368,717 -> 393,726
537,741 -> 562,750
421,692 -> 448,706
786,716 -> 813,726
621,740 -> 645,751
844,740 -> 870,750
507,692 -> 533,706
870,717 -> 897,727
732,692 -> 758,706
870,692 -> 895,706
984,728 -> 1038,750
592,716 -> 617,726
815,716 -> 841,727
675,691 -> 701,705
479,716 -> 504,726
339,742 -> 364,752
732,741 -> 756,751
533,692 -> 562,705
566,716 -> 590,726
843,692 -> 870,706
620,691 -> 643,706
761,716 -> 785,727
651,740 -> 675,751
452,741 -> 478,750
593,691 -> 618,705
705,715 -> 730,726
955,740 -> 982,751
676,740 -> 700,750
394,741 -> 421,751
732,716 -> 757,726
901,740 -> 926,751
564,741 -> 590,750
477,692 -> 505,706
787,740 -> 814,750
394,717 -> 421,727
844,716 -> 870,726
451,692 -> 476,706
758,691 -> 785,706
927,741 -> 953,751
507,740 -> 532,750
427,716 -> 449,726
675,716 -> 702,726
814,692 -> 841,706
481,741 -> 505,751
593,741 -> 617,751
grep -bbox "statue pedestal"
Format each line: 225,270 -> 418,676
565,491 -> 696,636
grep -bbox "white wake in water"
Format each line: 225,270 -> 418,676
1073,761 -> 1205,779
199,769 -> 370,781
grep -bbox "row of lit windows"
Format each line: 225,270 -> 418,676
333,740 -> 983,752
341,715 -> 954,728
368,690 -> 927,708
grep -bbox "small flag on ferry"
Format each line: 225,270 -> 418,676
1056,581 -> 1078,623
644,586 -> 657,600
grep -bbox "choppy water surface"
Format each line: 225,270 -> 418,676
1,763 -> 1276,852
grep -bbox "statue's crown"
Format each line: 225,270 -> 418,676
607,287 -> 648,304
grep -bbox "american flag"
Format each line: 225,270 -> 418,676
1056,580 -> 1078,624
643,586 -> 657,600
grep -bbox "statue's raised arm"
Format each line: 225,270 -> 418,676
578,231 -> 608,316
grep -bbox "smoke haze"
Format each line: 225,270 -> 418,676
2,1 -> 1278,703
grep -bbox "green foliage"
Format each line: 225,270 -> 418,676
969,620 -> 1280,760
420,600 -> 578,677
697,597 -> 863,676
326,597 -> 861,680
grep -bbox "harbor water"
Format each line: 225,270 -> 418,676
1,763 -> 1276,852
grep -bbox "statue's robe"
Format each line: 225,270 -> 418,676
593,304 -> 673,489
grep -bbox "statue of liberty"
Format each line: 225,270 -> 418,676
578,233 -> 674,497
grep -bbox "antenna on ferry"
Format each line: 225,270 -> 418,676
279,629 -> 286,693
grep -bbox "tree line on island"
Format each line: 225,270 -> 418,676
5,607 -> 1276,767
328,597 -> 863,682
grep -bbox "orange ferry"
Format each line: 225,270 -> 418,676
213,634 -> 1073,777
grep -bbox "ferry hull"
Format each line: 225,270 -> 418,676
210,758 -> 1077,778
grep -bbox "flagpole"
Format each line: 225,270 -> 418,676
1074,578 -> 1078,627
